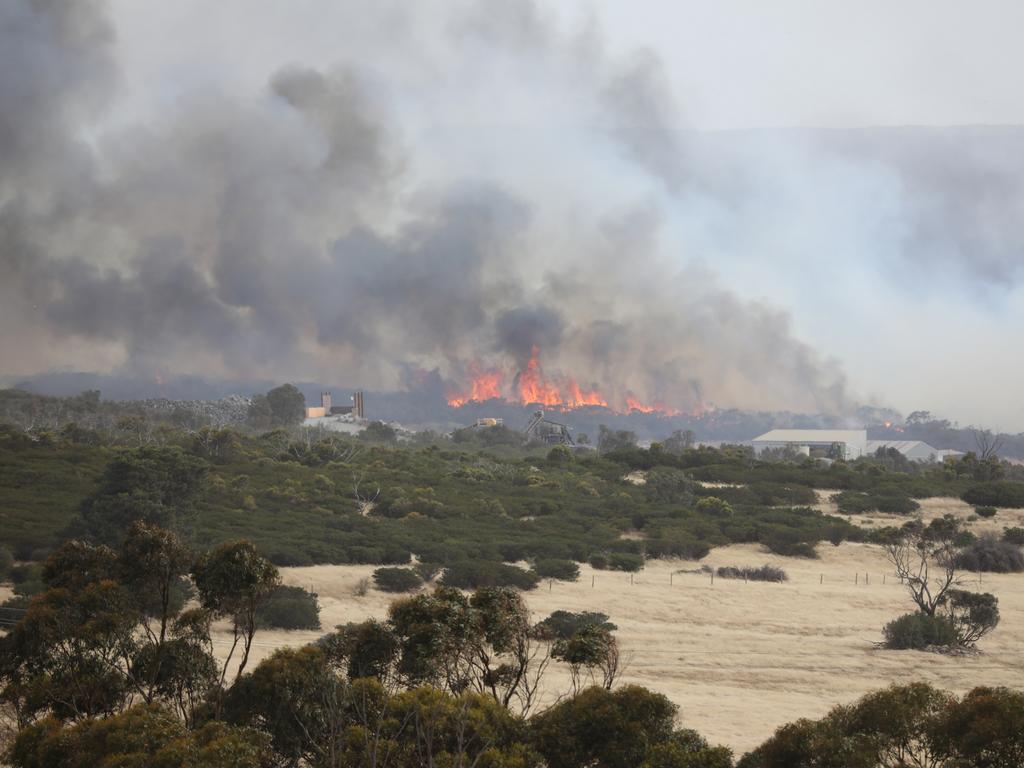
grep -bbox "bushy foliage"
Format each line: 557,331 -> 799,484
833,490 -> 920,514
962,481 -> 1024,508
1002,526 -> 1024,546
974,505 -> 997,518
882,612 -> 958,649
742,683 -> 1024,768
440,560 -> 540,590
533,558 -> 580,581
535,610 -> 617,640
372,566 -> 423,592
589,551 -> 644,572
715,565 -> 787,582
255,585 -> 321,630
954,534 -> 1024,573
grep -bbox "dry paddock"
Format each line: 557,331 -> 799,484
221,495 -> 1024,755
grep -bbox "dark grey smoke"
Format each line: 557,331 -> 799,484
2,1 -> 1018,417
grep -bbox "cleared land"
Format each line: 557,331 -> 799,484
217,495 -> 1024,754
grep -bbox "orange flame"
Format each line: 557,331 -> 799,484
446,364 -> 503,407
445,346 -> 678,415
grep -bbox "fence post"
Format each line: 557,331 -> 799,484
630,573 -> 634,585
549,579 -> 552,592
670,572 -> 674,586
865,573 -> 869,585
820,574 -> 823,585
592,575 -> 595,588
711,571 -> 715,586
855,573 -> 858,585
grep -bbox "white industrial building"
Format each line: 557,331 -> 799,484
751,429 -> 867,459
866,439 -> 939,462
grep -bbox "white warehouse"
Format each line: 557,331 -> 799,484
751,429 -> 867,460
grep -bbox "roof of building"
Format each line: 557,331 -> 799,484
866,439 -> 938,454
751,429 -> 866,444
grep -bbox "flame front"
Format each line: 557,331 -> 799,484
446,346 -> 683,415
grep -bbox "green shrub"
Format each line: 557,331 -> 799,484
589,553 -> 610,570
974,506 -> 997,518
534,558 -> 580,581
763,533 -> 818,559
883,612 -> 958,649
874,494 -> 921,514
535,610 -> 617,640
255,585 -> 321,630
0,545 -> 12,581
962,482 -> 1024,508
1002,527 -> 1024,547
372,567 -> 423,593
833,491 -> 874,513
440,560 -> 540,590
715,564 -> 787,582
695,497 -> 733,517
608,552 -> 644,572
954,535 -> 1024,573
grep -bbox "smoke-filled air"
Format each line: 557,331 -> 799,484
3,0 -> 1024,426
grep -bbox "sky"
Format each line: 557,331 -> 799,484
2,0 -> 1023,429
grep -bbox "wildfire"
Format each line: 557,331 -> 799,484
445,346 -> 680,416
446,365 -> 502,408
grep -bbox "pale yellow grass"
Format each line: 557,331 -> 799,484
214,497 -> 1024,755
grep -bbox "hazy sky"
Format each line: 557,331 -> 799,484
4,1 -> 1024,429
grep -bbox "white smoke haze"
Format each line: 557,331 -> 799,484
1,0 -> 1023,427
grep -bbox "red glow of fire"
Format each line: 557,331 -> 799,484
446,347 -> 686,416
446,365 -> 503,408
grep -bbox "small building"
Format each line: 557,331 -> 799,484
305,390 -> 365,419
524,410 -> 574,446
866,439 -> 941,462
751,429 -> 867,460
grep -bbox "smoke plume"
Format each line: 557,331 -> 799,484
3,1 -> 1021,419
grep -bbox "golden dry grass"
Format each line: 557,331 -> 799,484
211,496 -> 1024,754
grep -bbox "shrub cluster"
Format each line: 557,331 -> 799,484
954,534 -> 1024,573
1002,527 -> 1024,546
589,552 -> 644,572
255,585 -> 321,630
535,610 -> 617,640
533,558 -> 580,581
882,612 -> 958,650
974,505 -> 998,518
372,567 -> 424,593
833,490 -> 920,515
715,565 -> 787,582
440,560 -> 540,590
962,481 -> 1024,508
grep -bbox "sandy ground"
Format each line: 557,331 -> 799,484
216,496 -> 1024,755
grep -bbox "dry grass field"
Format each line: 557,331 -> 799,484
216,495 -> 1024,754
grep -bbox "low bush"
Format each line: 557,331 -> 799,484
1002,527 -> 1024,547
589,553 -> 609,570
874,494 -> 921,515
833,491 -> 874,514
608,552 -> 644,572
883,612 -> 958,650
834,491 -> 919,515
962,481 -> 1024,509
255,585 -> 321,630
372,567 -> 423,593
954,535 -> 1024,573
534,558 -> 580,581
715,564 -> 787,582
535,610 -> 617,640
440,560 -> 540,590
974,506 -> 997,518
762,533 -> 818,559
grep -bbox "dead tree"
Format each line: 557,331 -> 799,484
974,430 -> 1004,460
884,516 -> 962,616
